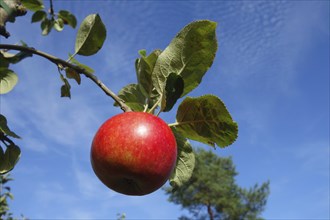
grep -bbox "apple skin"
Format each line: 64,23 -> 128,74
91,112 -> 177,196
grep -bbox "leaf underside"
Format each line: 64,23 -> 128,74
0,144 -> 21,175
175,95 -> 238,148
0,68 -> 18,94
152,20 -> 218,97
169,128 -> 195,190
114,84 -> 146,112
75,14 -> 106,56
162,73 -> 184,112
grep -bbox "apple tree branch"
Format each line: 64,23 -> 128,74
0,44 -> 132,112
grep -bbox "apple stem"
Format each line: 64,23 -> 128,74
143,104 -> 149,112
0,44 -> 132,112
148,95 -> 162,115
156,107 -> 162,117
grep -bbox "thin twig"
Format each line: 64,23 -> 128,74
0,44 -> 132,112
49,0 -> 55,18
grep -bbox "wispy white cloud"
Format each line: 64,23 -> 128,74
1,58 -> 110,150
192,1 -> 328,99
192,1 -> 290,81
72,155 -> 117,199
295,140 -> 329,177
263,139 -> 329,219
33,182 -> 78,218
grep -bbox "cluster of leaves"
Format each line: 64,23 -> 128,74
0,115 -> 20,175
1,6 -> 238,191
0,41 -> 31,93
0,12 -> 106,171
165,149 -> 270,220
22,0 -> 76,35
0,174 -> 13,218
0,42 -> 30,175
114,20 -> 238,189
60,13 -> 106,98
0,174 -> 27,219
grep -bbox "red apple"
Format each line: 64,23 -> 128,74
91,112 -> 177,196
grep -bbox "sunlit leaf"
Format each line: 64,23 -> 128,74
21,0 -> 44,12
41,18 -> 53,35
175,95 -> 238,148
0,68 -> 18,94
0,42 -> 32,66
0,0 -> 13,16
0,114 -> 20,139
54,18 -> 64,32
138,49 -> 147,57
169,128 -> 195,190
58,10 -> 77,28
75,14 -> 106,56
114,84 -> 146,112
152,20 -> 217,97
1,50 -> 32,64
135,49 -> 162,97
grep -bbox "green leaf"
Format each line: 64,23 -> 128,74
0,115 -> 20,139
54,18 -> 64,32
7,191 -> 14,200
162,73 -> 184,112
152,20 -> 217,97
135,49 -> 162,97
21,0 -> 44,12
0,0 -> 13,16
58,10 -> 77,28
135,49 -> 162,113
115,84 -> 146,112
0,68 -> 18,94
65,68 -> 81,85
69,55 -> 94,74
60,74 -> 71,98
0,53 -> 10,68
174,95 -> 238,148
0,42 -> 32,65
0,144 -> 21,175
75,14 -> 106,56
138,49 -> 147,57
60,84 -> 70,98
31,10 -> 46,23
169,128 -> 195,189
40,18 -> 53,35
1,50 -> 33,64
0,147 -> 5,175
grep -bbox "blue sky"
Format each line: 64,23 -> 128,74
1,0 -> 329,219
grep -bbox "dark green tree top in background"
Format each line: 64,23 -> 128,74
164,149 -> 270,220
